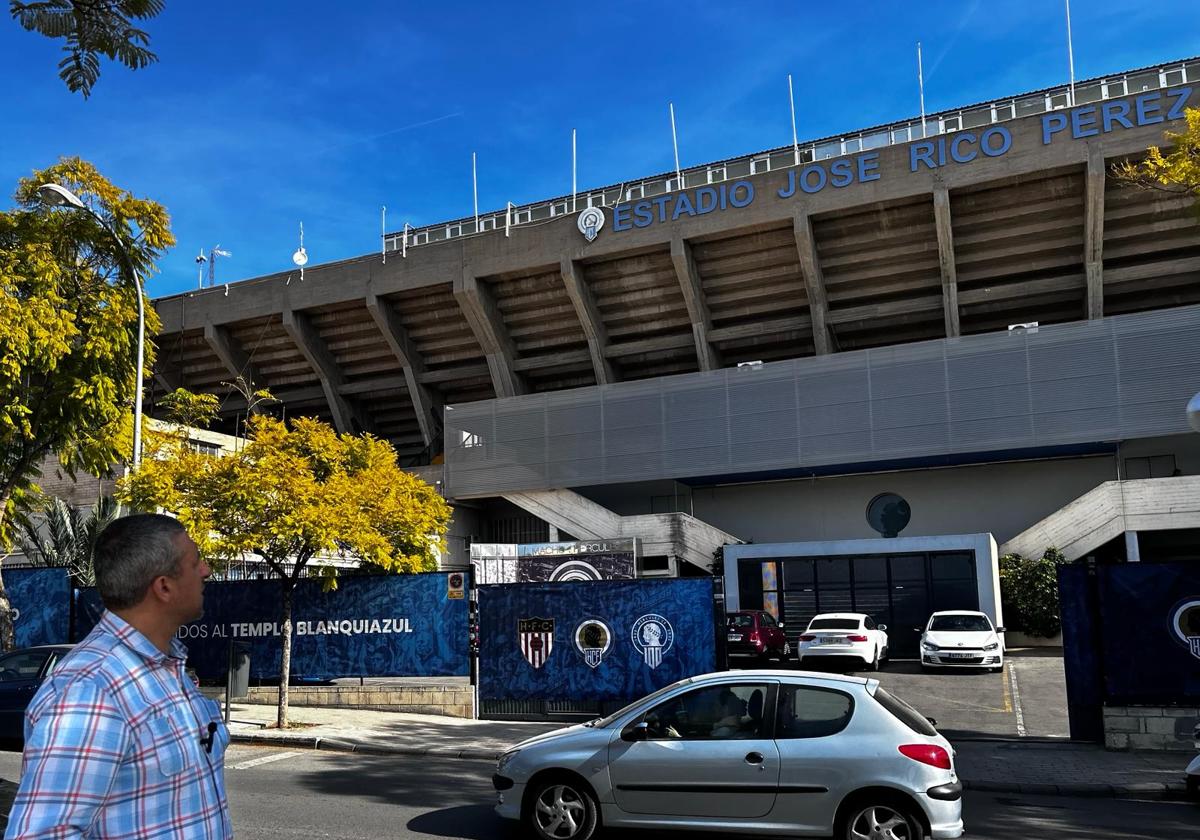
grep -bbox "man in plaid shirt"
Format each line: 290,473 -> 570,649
5,514 -> 232,839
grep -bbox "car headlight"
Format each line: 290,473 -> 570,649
497,749 -> 520,772
922,642 -> 940,652
983,642 -> 999,651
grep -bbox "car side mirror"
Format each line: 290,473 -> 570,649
996,626 -> 1006,633
926,716 -> 938,728
622,721 -> 650,742
878,624 -> 887,632
777,622 -> 784,629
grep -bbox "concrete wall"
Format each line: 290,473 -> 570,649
1103,705 -> 1199,752
244,684 -> 474,719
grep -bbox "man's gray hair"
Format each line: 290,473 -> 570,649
93,514 -> 189,610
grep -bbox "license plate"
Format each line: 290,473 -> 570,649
819,637 -> 843,645
727,633 -> 743,642
946,652 -> 975,659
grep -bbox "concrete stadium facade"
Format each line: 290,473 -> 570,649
150,58 -> 1200,599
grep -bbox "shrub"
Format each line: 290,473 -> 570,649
998,547 -> 1067,638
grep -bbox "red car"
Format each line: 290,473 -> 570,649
725,610 -> 791,663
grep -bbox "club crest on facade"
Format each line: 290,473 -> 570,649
1169,599 -> 1200,660
574,619 -> 612,668
518,617 -> 555,669
577,207 -> 605,242
631,614 -> 674,669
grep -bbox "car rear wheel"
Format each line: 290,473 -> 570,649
840,800 -> 922,840
526,778 -> 598,840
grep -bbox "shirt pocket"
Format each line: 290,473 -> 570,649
144,710 -> 193,778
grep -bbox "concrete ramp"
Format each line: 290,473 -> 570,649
502,488 -> 740,574
999,476 -> 1200,560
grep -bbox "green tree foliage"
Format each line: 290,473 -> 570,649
998,547 -> 1067,639
9,0 -> 163,98
0,157 -> 169,648
119,410 -> 452,728
18,495 -> 122,587
1112,107 -> 1200,215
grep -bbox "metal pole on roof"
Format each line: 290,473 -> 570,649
917,42 -> 927,138
472,152 -> 479,231
788,74 -> 800,166
1065,0 -> 1077,106
572,129 -> 578,213
669,102 -> 683,190
381,205 -> 386,264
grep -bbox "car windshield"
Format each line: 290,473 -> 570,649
728,615 -> 754,628
930,615 -> 991,632
809,618 -> 860,630
592,678 -> 693,728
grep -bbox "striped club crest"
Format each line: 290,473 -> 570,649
519,617 -> 555,669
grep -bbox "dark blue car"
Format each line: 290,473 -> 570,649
0,645 -> 73,746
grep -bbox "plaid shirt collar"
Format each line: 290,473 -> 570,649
99,610 -> 189,666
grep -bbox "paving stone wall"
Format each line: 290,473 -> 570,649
244,685 -> 474,719
1103,705 -> 1199,751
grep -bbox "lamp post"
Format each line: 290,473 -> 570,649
37,183 -> 146,468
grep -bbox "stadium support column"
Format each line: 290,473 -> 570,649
560,258 -> 617,385
932,186 -> 961,338
670,235 -> 719,371
454,271 -> 525,399
204,321 -> 266,403
364,293 -> 442,448
1084,145 -> 1106,320
281,307 -> 364,434
793,212 -> 831,355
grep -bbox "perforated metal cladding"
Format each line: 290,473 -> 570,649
444,305 -> 1200,497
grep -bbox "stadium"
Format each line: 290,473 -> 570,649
150,56 -> 1200,655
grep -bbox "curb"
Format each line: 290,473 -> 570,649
229,732 -> 503,761
230,733 -> 1193,801
962,779 -> 1191,801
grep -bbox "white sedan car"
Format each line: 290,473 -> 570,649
795,613 -> 889,670
492,670 -> 963,840
919,611 -> 1005,671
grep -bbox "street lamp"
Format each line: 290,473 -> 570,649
37,183 -> 147,469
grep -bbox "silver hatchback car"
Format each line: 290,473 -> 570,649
493,670 -> 963,840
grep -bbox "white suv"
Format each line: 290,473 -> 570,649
919,611 -> 1005,671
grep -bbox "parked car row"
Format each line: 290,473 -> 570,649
726,609 -> 1005,672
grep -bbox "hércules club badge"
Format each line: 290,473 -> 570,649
518,617 -> 555,669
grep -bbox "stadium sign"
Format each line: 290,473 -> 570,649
606,86 -> 1193,236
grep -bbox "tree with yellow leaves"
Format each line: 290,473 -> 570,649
1113,107 -> 1200,212
119,409 -> 452,728
0,157 -> 169,649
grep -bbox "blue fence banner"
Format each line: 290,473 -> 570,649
76,572 -> 469,680
478,578 -> 716,703
5,568 -> 71,647
1097,563 -> 1200,704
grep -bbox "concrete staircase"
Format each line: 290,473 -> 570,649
999,476 -> 1200,560
501,488 -> 740,573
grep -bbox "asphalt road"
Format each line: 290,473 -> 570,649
3,744 -> 1193,839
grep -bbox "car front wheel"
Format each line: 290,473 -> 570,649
526,778 -> 599,840
839,799 -> 923,840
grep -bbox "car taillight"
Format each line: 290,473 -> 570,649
799,634 -> 816,641
848,634 -> 869,642
899,744 -> 951,770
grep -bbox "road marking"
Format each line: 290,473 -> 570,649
1007,662 -> 1027,737
229,750 -> 303,770
1001,663 -> 1013,713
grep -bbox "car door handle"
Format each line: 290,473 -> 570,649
744,751 -> 764,765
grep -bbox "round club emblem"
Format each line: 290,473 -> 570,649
577,207 -> 605,242
1170,599 -> 1200,660
574,619 -> 612,668
631,614 -> 674,669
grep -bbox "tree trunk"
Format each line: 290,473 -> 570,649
277,580 -> 294,729
0,494 -> 15,651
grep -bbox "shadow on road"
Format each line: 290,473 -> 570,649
293,752 -> 496,809
407,804 -> 518,840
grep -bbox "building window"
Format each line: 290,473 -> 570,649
1123,455 -> 1178,479
186,439 -> 220,457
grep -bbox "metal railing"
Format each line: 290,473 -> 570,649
383,57 -> 1199,254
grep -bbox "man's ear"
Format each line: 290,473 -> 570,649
147,575 -> 175,604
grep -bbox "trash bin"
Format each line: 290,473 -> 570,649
227,641 -> 251,700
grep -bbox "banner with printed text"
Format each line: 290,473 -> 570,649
75,572 -> 469,680
478,577 -> 716,702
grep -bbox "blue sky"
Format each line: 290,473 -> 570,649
2,1 -> 1198,298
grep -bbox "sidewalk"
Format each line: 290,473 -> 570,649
223,702 -> 1192,800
